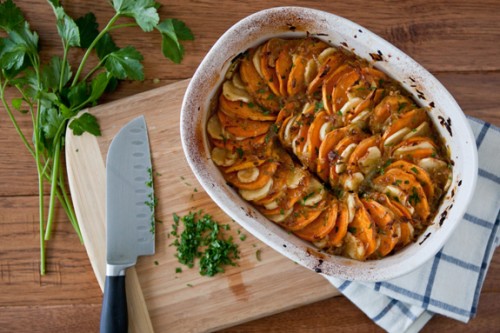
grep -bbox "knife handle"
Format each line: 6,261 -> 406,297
100,275 -> 128,333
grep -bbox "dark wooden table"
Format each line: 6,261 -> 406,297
0,1 -> 498,332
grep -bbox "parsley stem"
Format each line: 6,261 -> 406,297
59,43 -> 70,92
44,138 -> 61,241
71,12 -> 121,87
82,58 -> 106,83
0,78 -> 35,157
107,23 -> 138,31
58,164 -> 82,242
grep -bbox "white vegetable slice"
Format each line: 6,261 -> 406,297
211,147 -> 237,167
318,47 -> 337,64
304,58 -> 317,86
222,80 -> 252,103
264,200 -> 279,210
418,157 -> 447,172
350,109 -> 371,125
393,141 -> 434,156
336,143 -> 358,174
252,46 -> 264,78
268,207 -> 293,223
384,127 -> 411,147
239,178 -> 273,201
340,97 -> 363,121
358,146 -> 382,174
283,115 -> 297,145
232,72 -> 246,90
303,178 -> 325,206
343,232 -> 366,260
286,167 -> 305,189
344,172 -> 364,192
347,193 -> 357,223
237,167 -> 259,183
403,121 -> 431,140
319,121 -> 333,141
207,114 -> 224,140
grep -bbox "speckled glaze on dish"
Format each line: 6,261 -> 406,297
180,7 -> 477,281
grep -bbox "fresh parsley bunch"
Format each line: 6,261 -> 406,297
0,0 -> 193,275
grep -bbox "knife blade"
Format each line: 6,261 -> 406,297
100,115 -> 155,333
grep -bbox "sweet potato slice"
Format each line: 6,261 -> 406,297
211,134 -> 267,152
239,54 -> 281,112
332,70 -> 361,114
369,94 -> 414,133
348,194 -> 377,259
260,39 -> 281,96
321,64 -> 353,114
307,52 -> 346,94
328,201 -> 348,247
275,45 -> 293,97
346,135 -> 381,173
381,108 -> 428,144
392,137 -> 438,163
287,54 -> 306,96
386,160 -> 434,200
294,200 -> 338,241
317,127 -> 348,181
306,111 -> 329,168
219,94 -> 277,121
281,200 -> 326,231
362,198 -> 400,258
218,110 -> 273,138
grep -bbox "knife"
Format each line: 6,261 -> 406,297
100,116 -> 155,333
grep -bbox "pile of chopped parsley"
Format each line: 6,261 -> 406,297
171,211 -> 240,277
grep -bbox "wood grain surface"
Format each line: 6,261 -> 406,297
0,1 -> 499,332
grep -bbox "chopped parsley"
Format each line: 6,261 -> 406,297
408,187 -> 421,205
170,211 -> 240,277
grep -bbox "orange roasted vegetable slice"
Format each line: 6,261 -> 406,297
348,194 -> 377,259
362,198 -> 399,258
305,111 -> 329,169
386,160 -> 434,200
219,95 -> 277,121
239,53 -> 281,112
328,201 -> 348,247
317,127 -> 348,181
218,110 -> 273,138
260,39 -> 281,96
275,44 -> 293,97
287,54 -> 306,96
211,134 -> 267,152
294,199 -> 338,241
321,64 -> 353,114
369,94 -> 414,133
281,200 -> 326,231
392,137 -> 438,163
332,70 -> 361,114
381,108 -> 428,145
307,52 -> 346,94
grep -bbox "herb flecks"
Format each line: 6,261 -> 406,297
170,211 -> 240,277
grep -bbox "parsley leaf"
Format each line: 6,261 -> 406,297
67,81 -> 90,108
75,12 -> 99,49
157,19 -> 193,64
112,0 -> 159,32
69,112 -> 101,136
89,71 -> 111,103
0,22 -> 39,71
0,0 -> 25,32
41,56 -> 72,92
49,4 -> 80,47
104,46 -> 144,80
95,32 -> 119,60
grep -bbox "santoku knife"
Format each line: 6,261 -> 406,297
100,116 -> 155,333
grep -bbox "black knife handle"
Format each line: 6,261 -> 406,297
100,275 -> 127,333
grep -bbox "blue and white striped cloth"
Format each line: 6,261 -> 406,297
324,117 -> 500,332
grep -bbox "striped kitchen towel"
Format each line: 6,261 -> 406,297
324,117 -> 500,333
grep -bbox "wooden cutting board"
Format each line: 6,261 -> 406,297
65,79 -> 339,333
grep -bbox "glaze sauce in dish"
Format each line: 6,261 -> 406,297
206,37 -> 452,260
